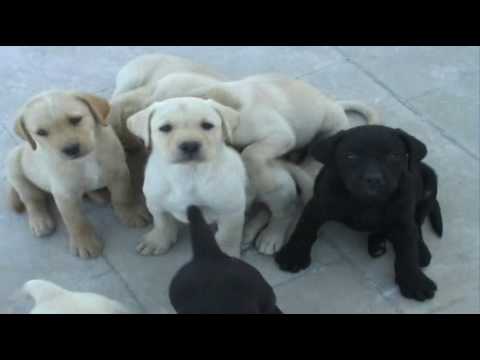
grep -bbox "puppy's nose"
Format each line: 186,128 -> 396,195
364,172 -> 385,188
62,144 -> 81,157
179,141 -> 201,155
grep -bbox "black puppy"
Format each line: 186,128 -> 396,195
169,206 -> 282,314
275,125 -> 443,302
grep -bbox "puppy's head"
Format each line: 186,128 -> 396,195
14,91 -> 110,160
310,125 -> 427,201
126,97 -> 239,164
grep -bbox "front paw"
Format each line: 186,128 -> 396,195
115,202 -> 152,228
70,232 -> 103,259
136,231 -> 172,256
275,244 -> 311,273
256,228 -> 286,255
28,211 -> 56,237
396,270 -> 437,301
368,234 -> 387,258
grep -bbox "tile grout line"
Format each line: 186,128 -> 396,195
325,239 -> 404,314
101,254 -> 148,314
332,46 -> 479,162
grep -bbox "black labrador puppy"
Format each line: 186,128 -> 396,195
169,206 -> 282,314
275,125 -> 443,301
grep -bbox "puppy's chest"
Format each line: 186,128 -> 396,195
344,207 -> 385,232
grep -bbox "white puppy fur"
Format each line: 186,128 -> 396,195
108,54 -> 225,151
127,97 -> 249,258
186,74 -> 382,254
6,91 -> 151,258
22,280 -> 129,314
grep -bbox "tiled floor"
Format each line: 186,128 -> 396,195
0,46 -> 478,314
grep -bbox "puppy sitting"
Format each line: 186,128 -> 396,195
22,280 -> 129,314
6,91 -> 151,258
275,125 -> 443,301
127,97 -> 250,258
169,206 -> 282,314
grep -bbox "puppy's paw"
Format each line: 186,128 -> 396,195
136,233 -> 172,256
274,245 -> 311,273
256,232 -> 285,255
28,212 -> 56,237
368,234 -> 387,258
396,271 -> 437,301
418,241 -> 432,268
115,203 -> 152,228
70,233 -> 103,259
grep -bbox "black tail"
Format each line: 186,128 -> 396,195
186,206 -> 225,259
429,199 -> 443,237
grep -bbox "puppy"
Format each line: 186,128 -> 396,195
22,280 -> 129,314
275,125 -> 443,301
187,74 -> 382,254
6,91 -> 151,258
108,54 -> 225,152
127,97 -> 250,258
169,206 -> 282,314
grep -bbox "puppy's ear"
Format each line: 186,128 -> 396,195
309,131 -> 345,164
74,93 -> 111,126
14,113 -> 37,150
395,129 -> 427,170
126,106 -> 155,149
206,99 -> 240,144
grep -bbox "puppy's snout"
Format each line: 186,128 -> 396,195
179,141 -> 201,155
62,143 -> 81,158
364,172 -> 385,188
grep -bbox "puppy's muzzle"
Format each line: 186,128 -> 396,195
62,143 -> 82,159
363,171 -> 386,193
178,141 -> 202,160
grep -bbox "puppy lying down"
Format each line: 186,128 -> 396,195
22,280 -> 129,314
169,206 -> 282,314
275,125 -> 443,301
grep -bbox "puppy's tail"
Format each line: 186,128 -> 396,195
339,100 -> 382,126
429,200 -> 443,238
277,160 -> 315,205
186,206 -> 225,259
8,185 -> 25,213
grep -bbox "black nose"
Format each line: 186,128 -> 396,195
364,172 -> 385,188
179,141 -> 201,155
63,144 -> 80,157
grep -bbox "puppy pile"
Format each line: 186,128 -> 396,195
6,53 -> 443,313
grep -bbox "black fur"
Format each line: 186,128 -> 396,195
169,206 -> 282,314
275,125 -> 443,302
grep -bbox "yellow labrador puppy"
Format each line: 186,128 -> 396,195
22,280 -> 129,314
6,91 -> 151,258
187,74 -> 382,254
108,54 -> 225,152
127,97 -> 250,258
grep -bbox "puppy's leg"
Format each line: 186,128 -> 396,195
216,210 -> 245,258
368,232 -> 388,258
255,165 -> 299,255
275,199 -> 325,273
6,152 -> 55,237
415,199 -> 433,267
137,212 -> 178,256
391,224 -> 437,301
107,163 -> 152,228
53,194 -> 102,259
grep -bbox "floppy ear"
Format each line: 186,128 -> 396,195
309,131 -> 345,164
395,129 -> 427,170
126,106 -> 155,149
206,99 -> 240,144
14,113 -> 37,150
74,93 -> 111,126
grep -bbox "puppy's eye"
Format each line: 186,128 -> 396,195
201,121 -> 214,130
69,116 -> 82,126
36,129 -> 48,137
346,153 -> 358,160
159,124 -> 173,133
